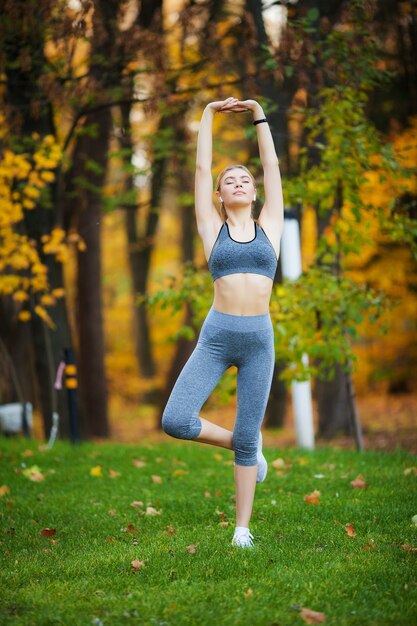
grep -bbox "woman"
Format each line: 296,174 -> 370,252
162,97 -> 284,549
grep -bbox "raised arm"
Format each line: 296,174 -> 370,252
240,100 -> 284,235
194,98 -> 240,235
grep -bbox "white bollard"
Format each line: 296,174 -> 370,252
280,213 -> 315,450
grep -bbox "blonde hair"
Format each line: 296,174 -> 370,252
215,164 -> 257,222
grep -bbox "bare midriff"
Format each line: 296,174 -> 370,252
212,273 -> 273,316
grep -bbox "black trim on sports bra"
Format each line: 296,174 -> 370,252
225,221 -> 257,244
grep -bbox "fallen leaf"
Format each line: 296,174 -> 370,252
364,540 -> 376,551
345,523 -> 357,537
127,524 -> 139,533
172,469 -> 187,476
186,544 -> 197,553
145,506 -> 161,515
272,458 -> 286,468
41,528 -> 56,537
401,544 -> 417,552
131,559 -> 146,570
109,470 -> 121,478
304,490 -> 321,505
165,524 -> 176,536
108,509 -> 117,516
404,467 -> 417,476
204,490 -> 211,498
244,588 -> 253,598
151,475 -> 162,483
90,465 -> 103,478
21,449 -> 34,458
132,460 -> 146,468
213,453 -> 223,461
22,465 -> 44,481
0,485 -> 10,497
130,501 -> 144,508
350,474 -> 368,489
300,607 -> 326,623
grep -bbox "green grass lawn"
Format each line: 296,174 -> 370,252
0,437 -> 416,626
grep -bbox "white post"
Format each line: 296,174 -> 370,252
280,212 -> 315,450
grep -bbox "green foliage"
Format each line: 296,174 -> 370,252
272,267 -> 394,384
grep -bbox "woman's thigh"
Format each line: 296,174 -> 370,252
162,326 -> 232,439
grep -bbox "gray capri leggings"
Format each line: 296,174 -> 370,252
162,306 -> 275,466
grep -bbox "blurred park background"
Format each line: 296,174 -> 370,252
0,0 -> 416,452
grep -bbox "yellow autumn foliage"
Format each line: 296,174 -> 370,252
0,134 -> 69,323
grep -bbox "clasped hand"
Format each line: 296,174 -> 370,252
208,97 -> 259,113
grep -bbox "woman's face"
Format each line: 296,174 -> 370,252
217,168 -> 255,208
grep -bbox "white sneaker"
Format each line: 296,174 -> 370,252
231,528 -> 254,549
256,431 -> 268,483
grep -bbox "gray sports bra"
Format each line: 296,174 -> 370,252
207,220 -> 278,282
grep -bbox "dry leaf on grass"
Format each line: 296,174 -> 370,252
151,475 -> 162,483
22,465 -> 44,481
90,466 -> 103,478
0,485 -> 10,497
165,524 -> 176,536
172,469 -> 188,477
145,506 -> 161,515
345,523 -> 357,537
401,544 -> 417,551
186,544 -> 197,553
300,607 -> 326,623
350,474 -> 368,488
132,460 -> 146,468
127,524 -> 139,533
131,559 -> 145,570
304,490 -> 321,505
41,528 -> 56,537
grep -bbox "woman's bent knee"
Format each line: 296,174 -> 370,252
232,435 -> 258,466
162,408 -> 202,440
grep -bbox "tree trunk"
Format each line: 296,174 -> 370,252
71,107 -> 111,438
63,0 -> 125,437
